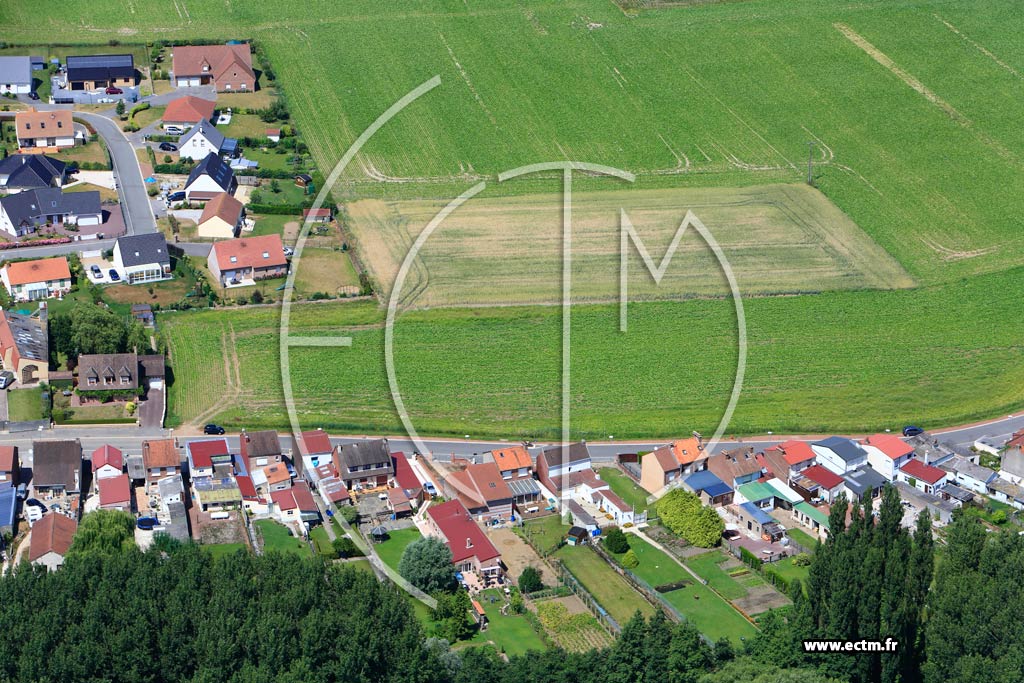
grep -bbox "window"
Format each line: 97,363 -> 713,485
40,122 -> 45,129
25,123 -> 30,130
229,256 -> 237,263
262,251 -> 269,258
57,121 -> 62,128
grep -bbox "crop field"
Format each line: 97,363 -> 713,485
349,184 -> 913,308
163,264 -> 1023,437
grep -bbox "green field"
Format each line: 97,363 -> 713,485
520,515 -> 568,555
684,552 -> 751,601
7,388 -> 45,422
470,589 -> 548,655
373,527 -> 422,572
11,0 -> 1024,435
255,520 -> 312,556
554,544 -> 655,626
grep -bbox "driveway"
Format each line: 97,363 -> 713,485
0,389 -> 7,422
139,383 -> 165,429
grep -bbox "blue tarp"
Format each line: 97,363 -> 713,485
0,485 -> 15,531
685,469 -> 732,496
740,502 -> 774,526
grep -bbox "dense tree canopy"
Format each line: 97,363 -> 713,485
67,510 -> 136,559
656,489 -> 724,548
399,536 -> 457,594
49,303 -> 150,365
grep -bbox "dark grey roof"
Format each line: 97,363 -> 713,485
541,442 -> 591,469
76,352 -> 138,390
0,155 -> 66,190
813,436 -> 867,463
0,188 -> 100,228
32,440 -> 82,492
942,455 -> 996,484
242,430 -> 281,458
0,310 -> 47,362
126,454 -> 145,480
115,233 -> 170,268
0,57 -> 32,86
335,439 -> 393,472
139,354 -> 165,379
942,484 -> 973,502
841,465 -> 887,497
180,119 -> 226,150
186,152 -> 235,191
507,478 -> 541,497
65,54 -> 134,82
566,500 -> 596,527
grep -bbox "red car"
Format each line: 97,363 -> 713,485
105,86 -> 123,95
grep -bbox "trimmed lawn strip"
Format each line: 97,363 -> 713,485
684,551 -> 748,600
598,468 -> 654,516
469,588 -> 547,655
7,388 -> 45,421
520,515 -> 566,555
554,544 -> 654,626
374,527 -> 421,572
255,519 -> 311,556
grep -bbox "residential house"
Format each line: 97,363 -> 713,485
999,447 -> 1024,486
0,309 -> 49,384
1,257 -> 71,301
32,440 -> 82,496
178,119 -> 238,161
387,488 -> 414,518
0,188 -> 101,238
0,56 -> 32,94
684,469 -> 734,506
764,440 -> 816,482
0,446 -> 19,486
172,43 -> 256,91
298,429 -> 333,474
792,464 -> 845,504
270,482 -> 319,526
112,233 -> 172,284
186,438 -> 232,479
1006,430 -> 1024,451
841,465 -> 887,501
792,501 -> 830,539
706,446 -> 764,489
332,439 -> 394,489
240,430 -> 283,470
302,207 -> 332,223
0,155 -> 67,192
91,445 -> 123,480
898,459 -> 949,495
76,352 -> 140,391
142,439 -> 181,484
862,433 -> 915,480
736,481 -> 776,510
317,473 -> 351,507
98,473 -> 132,511
734,502 -> 785,542
490,446 -> 532,480
157,474 -> 185,512
941,455 -> 997,495
566,499 -> 599,532
424,499 -> 503,578
193,476 -> 242,511
443,461 -> 513,522
591,489 -> 635,526
986,478 -> 1024,511
536,442 -> 599,498
0,484 -> 16,536
161,95 -> 216,131
639,437 -> 707,494
253,463 -> 291,494
184,153 -> 237,202
236,474 -> 268,514
812,436 -> 869,475
392,452 -> 424,506
197,191 -> 245,239
29,513 -> 77,571
64,54 -> 136,90
206,233 -> 287,287
15,109 -> 75,150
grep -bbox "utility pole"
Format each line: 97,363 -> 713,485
807,141 -> 816,185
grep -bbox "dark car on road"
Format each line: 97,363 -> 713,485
902,425 -> 925,437
108,269 -> 121,282
204,424 -> 226,435
158,142 -> 178,152
105,86 -> 123,95
167,191 -> 186,203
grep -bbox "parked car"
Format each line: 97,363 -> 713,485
108,269 -> 121,282
28,91 -> 39,100
0,371 -> 14,389
105,86 -> 123,95
158,142 -> 178,152
902,425 -> 924,437
164,125 -> 184,135
90,264 -> 102,278
423,481 -> 437,495
283,246 -> 294,256
97,97 -> 115,104
167,191 -> 186,202
136,517 -> 159,531
204,424 -> 226,435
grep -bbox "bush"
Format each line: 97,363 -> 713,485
656,489 -> 724,548
147,185 -> 159,197
792,552 -> 812,567
331,537 -> 359,559
517,566 -> 544,594
604,527 -> 630,554
399,537 -> 457,594
621,549 -> 640,568
338,506 -> 359,525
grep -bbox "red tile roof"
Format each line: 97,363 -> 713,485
98,473 -> 131,507
91,444 -> 123,473
802,465 -> 844,490
0,445 -> 16,472
863,434 -> 914,460
649,446 -> 679,473
492,446 -> 532,473
236,474 -> 258,499
199,192 -> 244,226
142,439 -> 179,470
302,208 -> 331,218
162,95 -> 216,124
392,452 -> 421,491
595,489 -> 630,513
778,440 -> 816,466
670,438 -> 705,465
270,488 -> 297,511
447,462 -> 512,506
172,44 -> 254,83
1007,431 -> 1024,450
210,234 -> 287,271
427,499 -> 500,564
900,458 -> 947,485
29,513 -> 77,561
3,257 -> 71,286
300,429 -> 333,456
15,109 -> 73,139
271,483 -> 317,512
188,439 -> 229,468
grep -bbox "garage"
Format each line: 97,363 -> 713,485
77,214 -> 101,227
177,76 -> 201,87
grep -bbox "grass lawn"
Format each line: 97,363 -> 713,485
131,105 -> 166,129
249,213 -> 295,238
598,468 -> 653,516
217,88 -> 278,111
469,588 -> 547,655
254,180 -> 308,206
7,387 -> 45,421
56,140 -> 109,168
246,148 -> 310,173
104,276 -> 193,307
784,528 -> 821,552
255,519 -> 311,556
219,113 -> 274,139
554,544 -> 654,626
770,556 -> 811,586
684,552 -> 749,601
373,527 -> 421,572
519,515 -> 566,555
65,181 -> 118,203
202,542 -> 247,559
624,536 -> 758,645
293,247 -> 360,297
309,525 -> 332,555
52,394 -> 131,424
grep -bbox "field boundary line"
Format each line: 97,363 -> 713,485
933,14 -> 1023,81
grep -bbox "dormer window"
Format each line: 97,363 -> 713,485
229,256 -> 237,263
40,122 -> 45,129
262,252 -> 269,259
57,121 -> 62,128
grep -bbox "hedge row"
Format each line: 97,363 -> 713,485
0,237 -> 72,250
246,203 -> 307,215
